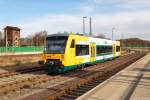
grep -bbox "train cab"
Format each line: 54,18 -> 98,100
114,41 -> 121,57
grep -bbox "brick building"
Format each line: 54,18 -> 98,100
0,39 -> 5,46
4,26 -> 21,46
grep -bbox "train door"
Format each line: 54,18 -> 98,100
113,44 -> 116,57
90,43 -> 96,62
70,39 -> 76,65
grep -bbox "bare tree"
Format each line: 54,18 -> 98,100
121,38 -> 150,47
0,31 -> 3,39
20,30 -> 48,46
33,30 -> 48,46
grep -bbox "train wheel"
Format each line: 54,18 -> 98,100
81,64 -> 85,70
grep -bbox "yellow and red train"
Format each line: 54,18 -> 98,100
42,34 -> 121,73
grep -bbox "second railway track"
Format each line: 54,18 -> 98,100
0,66 -> 48,78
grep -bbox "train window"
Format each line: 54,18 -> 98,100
96,45 -> 112,56
70,39 -> 75,48
116,46 -> 120,52
46,36 -> 68,54
76,45 -> 89,56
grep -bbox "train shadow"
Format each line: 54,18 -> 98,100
133,67 -> 150,72
46,64 -> 106,79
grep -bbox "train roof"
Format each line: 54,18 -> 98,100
47,33 -> 69,37
47,33 -> 97,38
46,33 -> 119,42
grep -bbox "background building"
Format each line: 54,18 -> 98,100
4,26 -> 21,46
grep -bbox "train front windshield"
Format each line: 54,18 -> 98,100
45,36 -> 68,54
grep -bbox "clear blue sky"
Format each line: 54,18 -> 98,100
0,0 -> 93,23
0,0 -> 150,40
1,0 -> 145,23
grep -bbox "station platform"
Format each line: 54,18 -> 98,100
77,53 -> 150,100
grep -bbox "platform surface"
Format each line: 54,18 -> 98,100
77,53 -> 150,100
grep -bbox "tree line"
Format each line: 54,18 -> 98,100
0,31 -> 149,47
120,38 -> 150,47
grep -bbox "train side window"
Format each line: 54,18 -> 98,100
70,39 -> 75,48
76,45 -> 89,56
96,45 -> 113,55
116,46 -> 120,52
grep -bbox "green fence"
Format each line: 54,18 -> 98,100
0,46 -> 149,53
0,46 -> 44,53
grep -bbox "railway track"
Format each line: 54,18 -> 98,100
58,53 -> 145,100
15,52 -> 145,100
0,52 -> 133,79
0,67 -> 89,98
0,66 -> 48,78
0,75 -> 58,97
0,51 -> 130,79
0,52 -> 145,99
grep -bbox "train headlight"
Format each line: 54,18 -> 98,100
61,55 -> 64,59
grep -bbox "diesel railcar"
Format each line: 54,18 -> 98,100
42,34 -> 121,73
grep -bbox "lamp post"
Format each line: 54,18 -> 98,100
83,16 -> 87,35
89,16 -> 92,36
112,27 -> 115,40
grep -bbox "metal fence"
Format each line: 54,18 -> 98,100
0,46 -> 44,53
